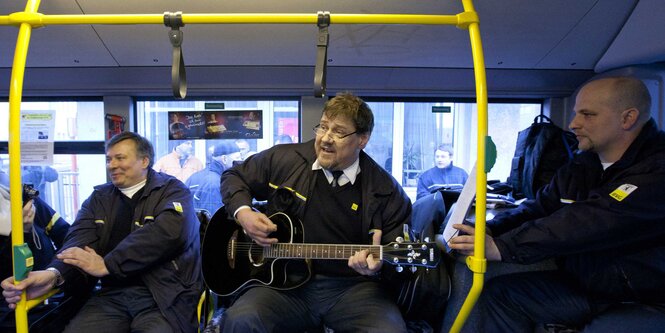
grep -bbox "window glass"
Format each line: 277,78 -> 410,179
1,152 -> 107,224
136,100 -> 300,213
363,101 -> 541,202
0,101 -> 105,141
1,101 -> 106,222
136,99 -> 299,183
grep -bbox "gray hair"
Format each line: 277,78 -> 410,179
106,132 -> 155,168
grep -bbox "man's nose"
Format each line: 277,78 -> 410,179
569,114 -> 580,131
321,131 -> 335,143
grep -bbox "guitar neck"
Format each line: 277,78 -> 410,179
264,243 -> 382,260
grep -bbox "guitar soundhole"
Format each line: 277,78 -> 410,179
248,243 -> 265,267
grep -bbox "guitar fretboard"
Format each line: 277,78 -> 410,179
264,243 -> 382,260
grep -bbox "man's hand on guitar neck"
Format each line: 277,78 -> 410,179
235,207 -> 278,247
348,230 -> 383,276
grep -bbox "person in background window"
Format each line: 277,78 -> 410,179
153,140 -> 204,183
2,132 -> 203,333
219,92 -> 411,332
274,134 -> 294,145
416,145 -> 468,200
0,185 -> 70,332
234,139 -> 257,160
21,166 -> 59,202
185,141 -> 242,215
450,77 -> 665,332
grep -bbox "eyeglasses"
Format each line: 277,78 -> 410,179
313,124 -> 357,141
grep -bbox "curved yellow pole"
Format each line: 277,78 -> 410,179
8,1 -> 42,332
1,1 -> 488,332
449,1 -> 488,332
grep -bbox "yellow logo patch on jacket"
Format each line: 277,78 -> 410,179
609,184 -> 638,202
173,202 -> 183,213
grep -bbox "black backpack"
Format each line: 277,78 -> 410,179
509,115 -> 578,199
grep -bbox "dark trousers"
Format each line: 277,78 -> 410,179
63,285 -> 173,333
479,271 -> 665,333
221,275 -> 407,333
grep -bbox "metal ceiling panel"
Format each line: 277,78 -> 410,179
0,0 -> 117,68
595,0 -> 665,73
535,0 -> 638,70
1,0 -> 661,79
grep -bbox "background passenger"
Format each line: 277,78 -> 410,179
234,139 -> 256,160
0,186 -> 70,332
416,144 -> 468,200
153,139 -> 204,182
21,166 -> 59,202
449,77 -> 665,332
274,134 -> 293,145
2,132 -> 203,333
186,141 -> 242,215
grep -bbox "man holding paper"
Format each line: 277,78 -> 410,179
449,77 -> 665,331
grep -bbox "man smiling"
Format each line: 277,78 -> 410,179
220,92 -> 412,332
2,132 -> 202,333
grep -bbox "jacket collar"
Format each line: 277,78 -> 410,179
293,139 -> 396,196
611,118 -> 661,170
208,159 -> 226,175
95,168 -> 166,198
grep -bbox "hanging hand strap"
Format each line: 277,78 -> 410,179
164,11 -> 187,99
314,11 -> 330,98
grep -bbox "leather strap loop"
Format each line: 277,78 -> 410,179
164,11 -> 187,99
314,11 -> 330,98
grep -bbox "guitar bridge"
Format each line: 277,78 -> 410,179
227,230 -> 237,269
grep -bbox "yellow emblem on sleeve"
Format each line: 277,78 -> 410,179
351,203 -> 358,211
609,184 -> 638,202
173,202 -> 183,213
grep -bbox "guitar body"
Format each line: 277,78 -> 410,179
202,206 -> 441,302
202,208 -> 310,296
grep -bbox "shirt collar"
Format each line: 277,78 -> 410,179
312,158 -> 361,186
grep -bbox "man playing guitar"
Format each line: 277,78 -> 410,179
219,92 -> 413,332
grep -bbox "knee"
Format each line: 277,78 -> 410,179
480,278 -> 512,305
222,304 -> 262,328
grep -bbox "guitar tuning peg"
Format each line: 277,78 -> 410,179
395,236 -> 404,244
424,237 -> 431,243
410,266 -> 418,273
396,265 -> 404,273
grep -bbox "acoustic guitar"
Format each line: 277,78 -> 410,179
201,208 -> 440,297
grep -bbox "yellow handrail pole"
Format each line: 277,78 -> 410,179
449,1 -> 488,332
1,13 -> 461,27
0,5 -> 489,332
9,1 -> 42,332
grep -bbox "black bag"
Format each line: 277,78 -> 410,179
395,260 -> 451,327
394,206 -> 451,329
509,115 -> 577,199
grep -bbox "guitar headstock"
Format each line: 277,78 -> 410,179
383,242 -> 441,270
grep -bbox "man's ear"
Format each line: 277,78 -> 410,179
141,156 -> 151,169
358,133 -> 371,150
621,107 -> 639,129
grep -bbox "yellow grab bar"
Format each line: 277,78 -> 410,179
1,3 -> 488,332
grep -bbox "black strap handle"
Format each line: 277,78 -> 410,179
164,12 -> 187,99
314,11 -> 330,98
533,114 -> 552,124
